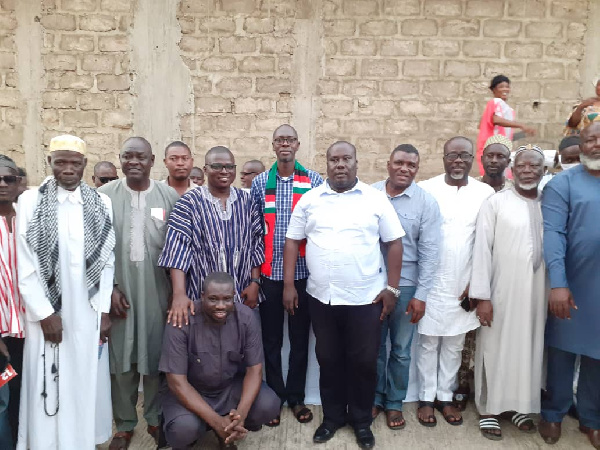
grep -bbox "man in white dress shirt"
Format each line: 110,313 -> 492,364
415,136 -> 494,428
16,135 -> 115,449
283,141 -> 404,449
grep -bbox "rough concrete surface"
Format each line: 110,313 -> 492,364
97,397 -> 590,449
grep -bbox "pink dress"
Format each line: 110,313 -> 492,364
477,98 -> 515,174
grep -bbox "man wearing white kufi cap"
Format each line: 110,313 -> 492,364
16,134 -> 116,449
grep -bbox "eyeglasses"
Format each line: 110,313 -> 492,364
208,163 -> 236,172
444,152 -> 474,161
0,175 -> 20,185
240,171 -> 258,177
98,176 -> 118,184
273,137 -> 298,145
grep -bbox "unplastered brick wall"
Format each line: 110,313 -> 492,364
0,0 -> 22,166
0,0 -> 594,184
40,0 -> 134,174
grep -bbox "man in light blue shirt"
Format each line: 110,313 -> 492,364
372,144 -> 441,430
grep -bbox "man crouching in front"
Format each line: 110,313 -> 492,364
159,272 -> 280,449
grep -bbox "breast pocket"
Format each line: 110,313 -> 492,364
146,216 -> 168,256
187,352 -> 219,388
398,211 -> 419,237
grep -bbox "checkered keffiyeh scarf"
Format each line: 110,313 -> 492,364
25,177 -> 115,312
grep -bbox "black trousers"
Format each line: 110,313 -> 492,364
259,277 -> 311,407
4,336 -> 24,445
309,296 -> 382,429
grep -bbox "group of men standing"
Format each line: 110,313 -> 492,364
0,119 -> 598,450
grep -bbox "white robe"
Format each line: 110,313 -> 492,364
418,175 -> 494,336
470,188 -> 547,415
16,186 -> 114,450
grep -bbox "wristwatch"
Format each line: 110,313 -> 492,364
250,278 -> 261,286
386,285 -> 401,297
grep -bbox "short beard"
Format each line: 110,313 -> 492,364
581,153 -> 600,171
450,172 -> 465,180
516,181 -> 539,190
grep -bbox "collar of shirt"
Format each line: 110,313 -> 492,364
57,185 -> 83,204
383,180 -> 416,199
322,178 -> 362,195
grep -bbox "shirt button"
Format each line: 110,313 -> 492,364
196,358 -> 201,363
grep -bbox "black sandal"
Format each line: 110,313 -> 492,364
292,404 -> 313,424
265,415 -> 280,427
417,401 -> 437,427
435,401 -> 463,426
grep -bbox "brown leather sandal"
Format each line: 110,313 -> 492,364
108,431 -> 134,450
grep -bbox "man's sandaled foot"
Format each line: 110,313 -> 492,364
502,411 -> 536,433
109,431 -> 133,450
539,419 -> 561,444
147,425 -> 160,444
435,401 -> 463,426
265,415 -> 280,427
386,410 -> 405,430
479,416 -> 502,441
372,405 -> 384,420
417,401 -> 437,427
291,404 -> 313,424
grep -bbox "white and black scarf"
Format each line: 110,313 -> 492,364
26,177 -> 116,312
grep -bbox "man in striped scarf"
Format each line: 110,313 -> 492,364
251,125 -> 323,426
16,135 -> 115,449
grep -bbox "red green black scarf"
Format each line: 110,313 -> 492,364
262,161 -> 311,277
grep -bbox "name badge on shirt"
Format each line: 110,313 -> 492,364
150,208 -> 166,221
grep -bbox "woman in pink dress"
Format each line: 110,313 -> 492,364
476,75 -> 536,175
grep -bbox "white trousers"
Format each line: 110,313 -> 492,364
417,333 -> 466,402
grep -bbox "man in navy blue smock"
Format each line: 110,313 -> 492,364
540,120 -> 600,449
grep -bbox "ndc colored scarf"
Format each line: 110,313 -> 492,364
262,161 -> 311,277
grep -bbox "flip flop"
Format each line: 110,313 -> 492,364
435,401 -> 463,426
386,410 -> 406,430
417,401 -> 437,428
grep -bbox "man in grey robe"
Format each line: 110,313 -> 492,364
99,137 -> 179,449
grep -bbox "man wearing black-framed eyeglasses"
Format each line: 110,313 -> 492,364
414,136 -> 494,428
160,146 -> 265,340
92,160 -> 118,188
240,160 -> 265,190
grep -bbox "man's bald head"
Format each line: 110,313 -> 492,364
122,136 -> 152,153
205,146 -> 234,165
94,161 -> 117,175
326,140 -> 356,159
273,124 -> 298,140
443,136 -> 473,154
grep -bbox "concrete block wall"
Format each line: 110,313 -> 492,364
0,0 -> 597,184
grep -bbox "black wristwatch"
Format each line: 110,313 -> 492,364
250,278 -> 261,286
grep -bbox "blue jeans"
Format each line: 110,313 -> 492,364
542,346 -> 600,429
0,384 -> 12,450
374,286 -> 417,411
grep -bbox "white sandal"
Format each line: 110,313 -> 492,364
479,417 -> 502,441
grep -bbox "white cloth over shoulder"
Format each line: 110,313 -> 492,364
286,180 -> 404,306
470,188 -> 547,415
16,186 -> 114,450
417,175 -> 494,336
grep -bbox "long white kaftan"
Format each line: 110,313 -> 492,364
16,186 -> 114,450
418,175 -> 494,336
470,188 -> 547,415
